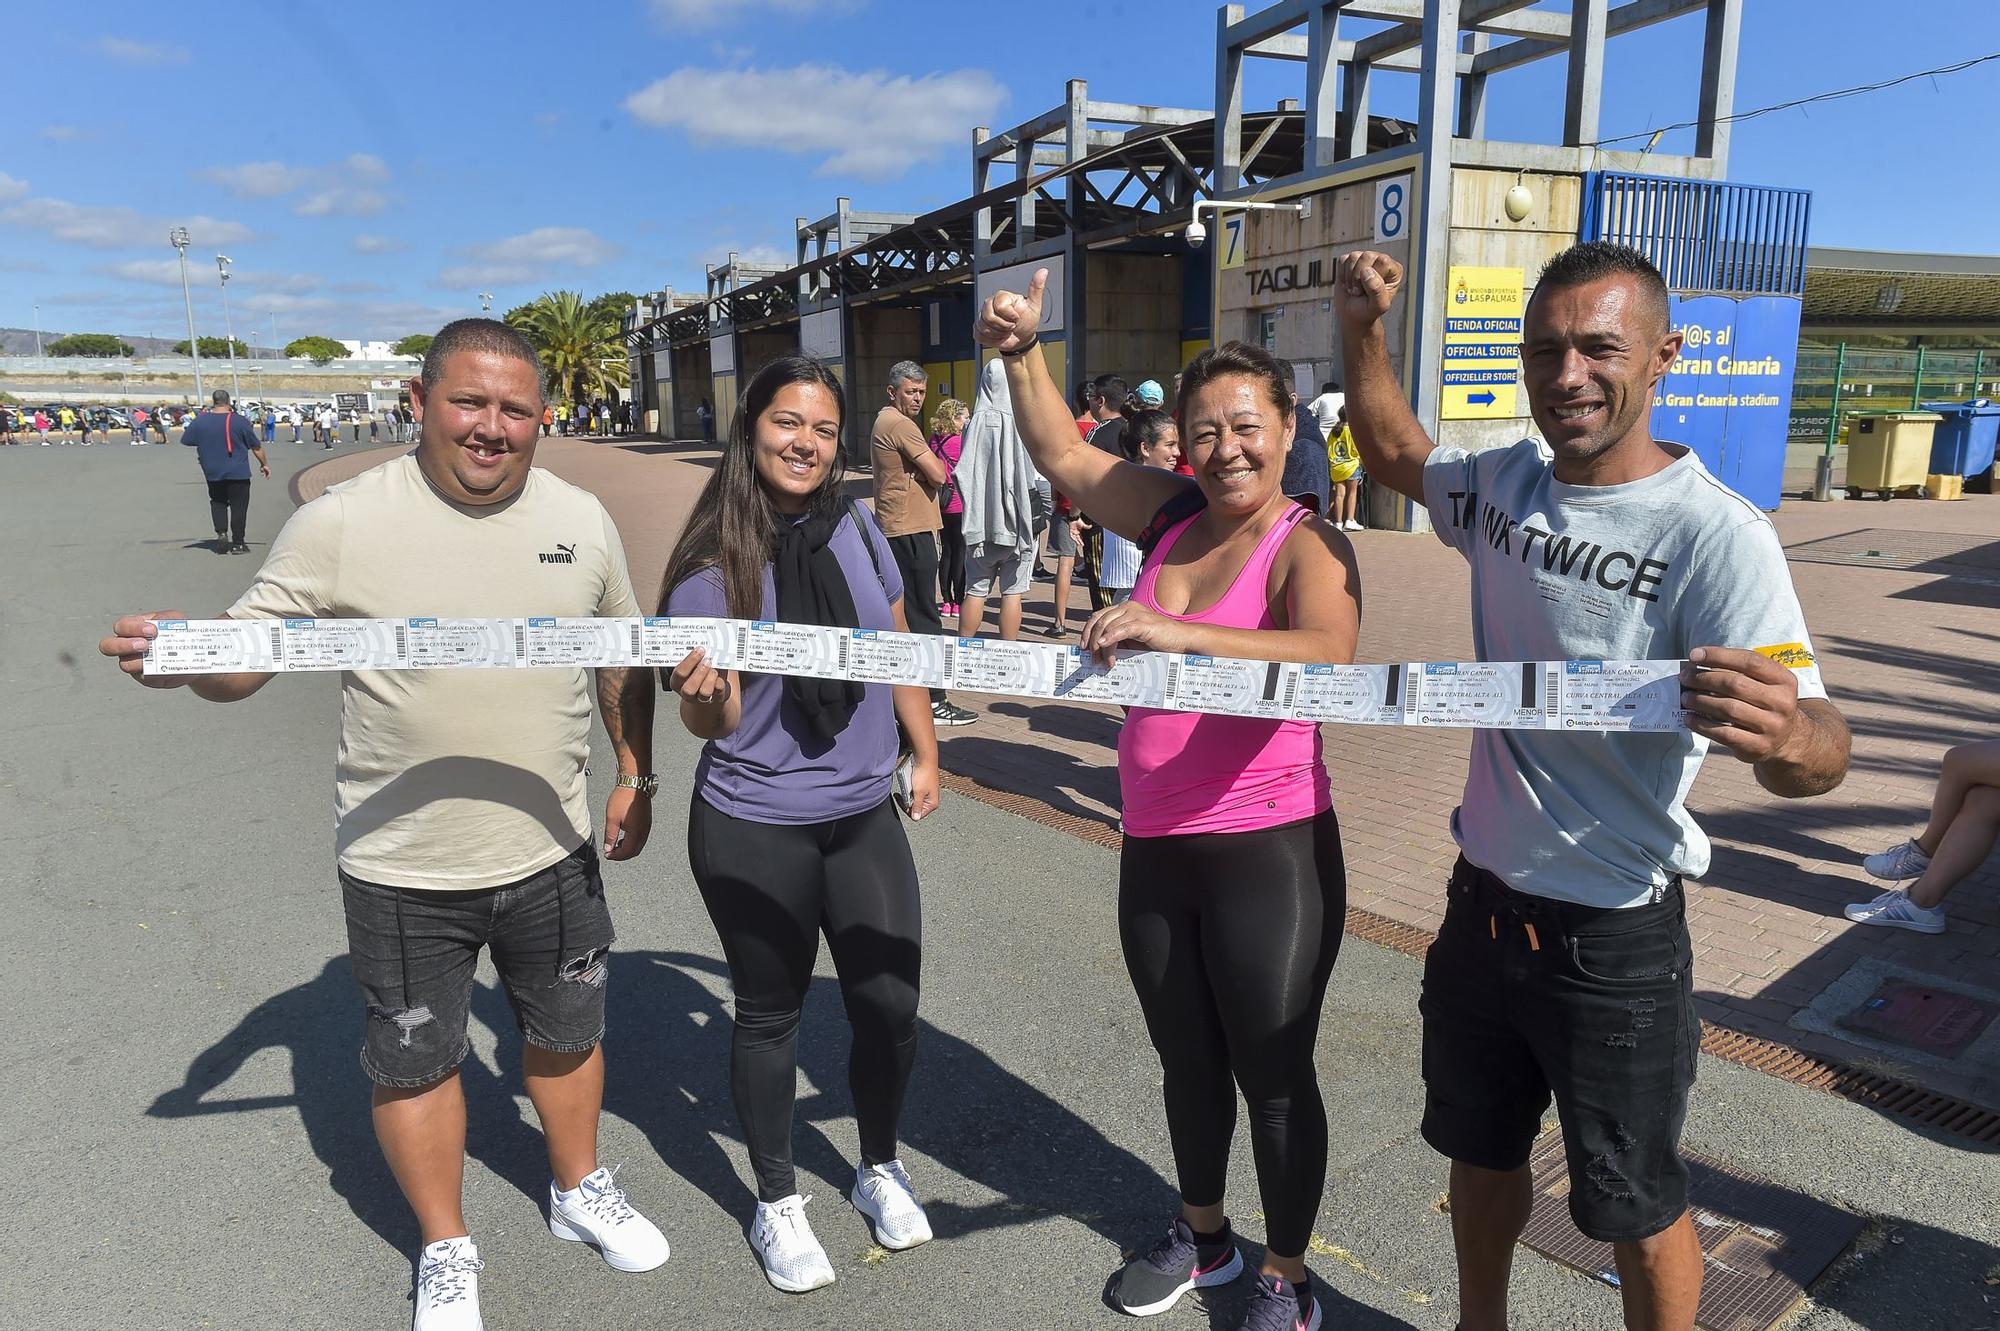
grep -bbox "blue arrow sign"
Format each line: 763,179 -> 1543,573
1467,391 -> 1496,406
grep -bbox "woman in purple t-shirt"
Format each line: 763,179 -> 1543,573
658,355 -> 943,1295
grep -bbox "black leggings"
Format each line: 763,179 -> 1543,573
1118,809 -> 1345,1258
938,511 -> 966,605
688,794 -> 922,1203
206,478 -> 250,545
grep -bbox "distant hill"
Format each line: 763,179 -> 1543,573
0,328 -> 272,357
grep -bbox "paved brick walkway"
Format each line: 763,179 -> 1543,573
298,438 -> 2000,1106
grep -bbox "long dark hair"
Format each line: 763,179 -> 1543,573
659,355 -> 849,618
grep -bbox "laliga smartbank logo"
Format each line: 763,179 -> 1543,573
1755,642 -> 1817,670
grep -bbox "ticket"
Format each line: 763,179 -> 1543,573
1556,660 -> 1685,732
945,638 -> 1062,697
281,617 -> 404,671
523,616 -> 640,669
736,620 -> 844,679
1413,661 -> 1550,729
1167,654 -> 1295,719
144,619 -> 282,674
639,616 -> 738,670
403,617 -> 518,669
1052,648 -> 1171,707
1289,663 -> 1404,726
845,629 -> 948,689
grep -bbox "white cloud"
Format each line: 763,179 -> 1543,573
101,260 -> 325,297
352,234 -> 407,254
701,242 -> 791,268
438,226 -> 620,288
96,37 -> 189,65
0,197 -> 253,250
104,259 -> 185,287
38,125 -> 99,143
649,0 -> 852,27
202,153 -> 393,217
625,63 -> 1007,179
202,161 -> 315,199
0,173 -> 28,205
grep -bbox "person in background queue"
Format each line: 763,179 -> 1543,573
873,360 -> 975,726
179,388 -> 269,554
957,357 -> 1039,639
1095,409 -> 1181,604
1336,242 -> 1851,1331
101,319 -> 669,1331
928,396 -> 969,618
978,271 -> 1361,1331
660,355 -> 943,1294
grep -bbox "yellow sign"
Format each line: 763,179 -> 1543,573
1218,213 -> 1246,270
1440,265 -> 1523,420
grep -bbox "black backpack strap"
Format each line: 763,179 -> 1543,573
847,497 -> 890,596
1137,482 -> 1208,557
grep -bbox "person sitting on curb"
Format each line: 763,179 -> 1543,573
1848,739 -> 2000,934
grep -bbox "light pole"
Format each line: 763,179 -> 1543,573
32,304 -> 41,357
215,255 -> 241,399
269,312 -> 278,359
478,292 -> 493,314
169,227 -> 203,400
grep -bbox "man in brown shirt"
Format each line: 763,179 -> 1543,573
872,361 -> 974,725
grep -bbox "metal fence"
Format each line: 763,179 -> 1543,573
1786,344 -> 1998,494
1581,173 -> 1812,296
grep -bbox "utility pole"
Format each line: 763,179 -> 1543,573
169,227 -> 203,400
32,303 -> 42,357
216,255 -> 241,399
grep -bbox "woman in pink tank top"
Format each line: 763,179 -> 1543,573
976,278 -> 1361,1331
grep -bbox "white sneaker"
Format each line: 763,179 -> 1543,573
413,1237 -> 484,1331
549,1166 -> 670,1272
851,1159 -> 933,1250
751,1194 -> 837,1293
1344,519 -> 1364,531
1843,888 -> 1947,934
1863,837 -> 1931,881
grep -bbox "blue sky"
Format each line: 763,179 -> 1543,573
3,0 -> 1996,345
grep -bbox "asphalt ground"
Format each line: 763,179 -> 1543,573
2,441 -> 1995,1331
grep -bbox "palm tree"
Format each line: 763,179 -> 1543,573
505,290 -> 628,405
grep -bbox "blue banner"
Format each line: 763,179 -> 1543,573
1650,294 -> 1802,509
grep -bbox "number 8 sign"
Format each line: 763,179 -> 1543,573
1374,174 -> 1410,243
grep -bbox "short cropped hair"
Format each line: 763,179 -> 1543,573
211,388 -> 231,405
888,360 -> 927,389
1531,242 -> 1671,336
421,318 -> 546,400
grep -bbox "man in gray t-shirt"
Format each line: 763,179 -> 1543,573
1338,241 -> 1850,1331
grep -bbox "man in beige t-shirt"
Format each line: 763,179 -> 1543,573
872,359 -> 973,724
101,320 -> 669,1330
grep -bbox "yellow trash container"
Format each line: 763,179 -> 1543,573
1844,411 -> 1941,498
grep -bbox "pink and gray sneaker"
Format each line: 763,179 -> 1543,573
1110,1215 -> 1244,1316
1241,1271 -> 1321,1331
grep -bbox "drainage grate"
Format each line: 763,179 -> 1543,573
1520,1132 -> 1866,1331
941,777 -> 2000,1149
1784,528 -> 2000,572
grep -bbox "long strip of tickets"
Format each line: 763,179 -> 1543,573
141,616 -> 1691,733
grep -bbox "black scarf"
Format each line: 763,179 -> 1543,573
773,503 -> 864,741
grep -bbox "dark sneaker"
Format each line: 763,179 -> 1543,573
1111,1216 -> 1243,1316
1241,1272 -> 1320,1331
214,534 -> 230,554
930,700 -> 977,727
228,543 -> 252,554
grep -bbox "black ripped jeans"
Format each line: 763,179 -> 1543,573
1418,857 -> 1698,1242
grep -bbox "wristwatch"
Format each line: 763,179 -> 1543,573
615,774 -> 659,796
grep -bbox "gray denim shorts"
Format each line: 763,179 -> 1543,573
339,843 -> 615,1088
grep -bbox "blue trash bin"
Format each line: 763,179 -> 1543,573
1920,399 -> 2000,477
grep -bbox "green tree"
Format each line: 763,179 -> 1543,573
173,336 -> 251,358
506,290 -> 628,404
391,333 -> 433,358
284,335 -> 350,365
47,332 -> 135,357
585,290 -> 639,328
